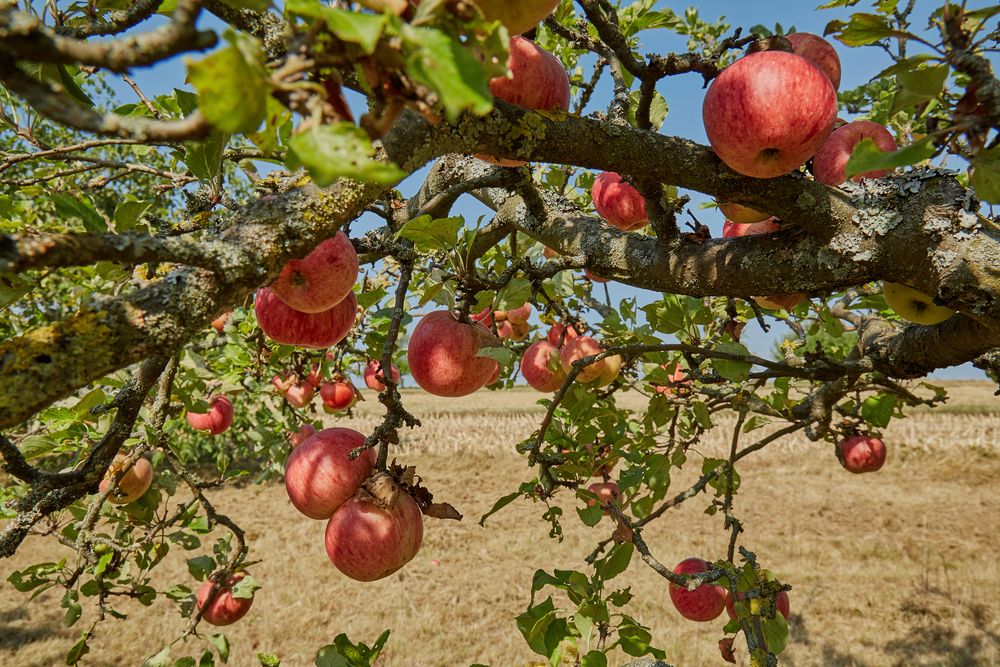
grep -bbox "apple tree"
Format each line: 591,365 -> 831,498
1,0 -> 998,665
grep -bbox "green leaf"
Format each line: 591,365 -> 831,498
823,13 -> 913,46
972,146 -> 1000,204
889,64 -> 949,115
626,89 -> 668,130
66,632 -> 91,665
762,613 -> 789,654
400,26 -> 494,122
143,647 -> 172,667
576,501 -> 604,527
185,130 -> 229,182
692,401 -> 713,429
712,343 -> 751,382
113,200 -> 154,232
596,543 -> 634,582
256,654 -> 281,667
186,32 -> 269,133
395,215 -> 464,251
186,555 -> 215,581
220,0 -> 270,10
61,589 -> 82,627
479,490 -> 522,526
581,651 -> 608,667
230,575 -> 260,599
861,393 -> 896,428
207,634 -> 230,664
497,277 -> 532,310
287,123 -> 406,186
285,0 -> 387,54
53,194 -> 106,232
844,136 -> 935,179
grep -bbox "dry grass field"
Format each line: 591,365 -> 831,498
2,383 -> 999,666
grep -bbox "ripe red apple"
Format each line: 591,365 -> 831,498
364,360 -> 401,392
270,232 -> 359,313
703,51 -> 838,178
320,381 -> 356,411
592,171 -> 649,231
837,435 -> 887,473
471,307 -> 495,327
255,287 -> 356,349
560,336 -> 606,383
786,32 -> 842,90
186,395 -> 234,435
586,481 -> 622,514
668,557 -> 727,622
812,120 -> 898,185
288,424 -> 317,448
521,340 -> 566,392
271,373 -> 294,395
284,382 -> 314,408
753,294 -> 806,311
722,218 -> 780,238
505,302 -> 532,325
725,589 -> 790,620
477,36 -> 570,166
653,363 -> 691,396
210,311 -> 230,333
284,427 -> 376,519
196,573 -> 254,626
498,319 -> 530,341
99,456 -> 153,505
325,473 -> 424,581
306,364 -> 324,387
718,202 -> 771,224
547,322 -> 580,347
407,310 -> 500,397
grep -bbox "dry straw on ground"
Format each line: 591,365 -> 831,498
2,384 -> 999,666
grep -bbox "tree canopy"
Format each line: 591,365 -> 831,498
0,0 -> 998,665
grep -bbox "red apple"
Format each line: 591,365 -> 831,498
560,336 -> 605,383
722,218 -> 780,238
271,373 -> 294,395
99,456 -> 153,505
210,311 -> 230,333
325,472 -> 424,581
542,246 -> 559,259
668,557 -> 727,622
320,381 -> 356,411
505,302 -> 532,325
786,32 -> 842,90
270,232 -> 358,313
592,172 -> 649,231
407,310 -> 500,397
284,382 -> 314,408
703,51 -> 838,178
196,573 -> 254,626
547,322 -> 580,347
593,353 -> 622,387
364,360 -> 401,392
586,481 -> 622,514
289,424 -> 317,448
284,427 -> 376,519
477,36 -> 570,166
521,340 -> 566,392
652,362 -> 691,396
725,589 -> 790,620
255,287 -> 356,349
471,307 -> 495,327
306,364 -> 324,387
186,395 -> 234,435
837,435 -> 887,473
718,202 -> 771,224
498,319 -> 530,341
812,120 -> 898,185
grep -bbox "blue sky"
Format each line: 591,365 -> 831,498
109,1 -> 987,378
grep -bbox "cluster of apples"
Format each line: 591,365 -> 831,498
284,427 -> 424,581
669,557 -> 790,636
520,322 -> 621,392
273,364 -> 360,413
473,303 -> 533,341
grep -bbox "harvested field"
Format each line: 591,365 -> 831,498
2,385 -> 999,666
